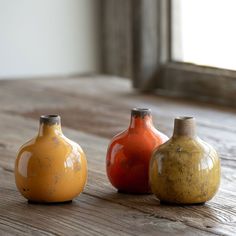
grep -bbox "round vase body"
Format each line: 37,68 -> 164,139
150,117 -> 221,204
106,108 -> 168,194
15,115 -> 87,203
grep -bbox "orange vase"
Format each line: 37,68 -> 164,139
106,108 -> 168,194
15,115 -> 87,203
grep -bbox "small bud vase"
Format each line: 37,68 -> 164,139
150,117 -> 221,204
106,108 -> 168,194
15,115 -> 87,203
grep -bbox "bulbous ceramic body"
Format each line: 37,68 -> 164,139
106,108 -> 168,194
15,115 -> 87,203
150,117 -> 221,204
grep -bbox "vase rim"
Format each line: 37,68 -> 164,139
40,114 -> 61,125
175,116 -> 195,121
131,108 -> 151,117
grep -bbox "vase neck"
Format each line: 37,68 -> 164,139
173,117 -> 196,138
129,108 -> 153,129
38,115 -> 62,137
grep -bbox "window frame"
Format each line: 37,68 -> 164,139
101,0 -> 236,106
132,0 -> 236,106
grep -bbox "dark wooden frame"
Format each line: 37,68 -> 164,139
101,0 -> 236,106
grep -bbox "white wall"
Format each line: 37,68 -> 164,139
0,0 -> 100,79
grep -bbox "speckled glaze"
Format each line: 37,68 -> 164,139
150,117 -> 221,204
15,115 -> 87,203
106,108 -> 168,194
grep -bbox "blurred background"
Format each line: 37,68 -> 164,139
0,0 -> 236,105
0,0 -> 101,78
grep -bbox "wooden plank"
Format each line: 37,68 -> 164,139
101,0 -> 133,78
0,112 -> 235,235
132,0 -> 162,89
0,77 -> 236,235
101,0 -> 171,89
0,117 -> 209,235
1,77 -> 236,168
160,62 -> 236,107
6,77 -> 235,169
3,187 -> 203,236
1,77 -> 236,172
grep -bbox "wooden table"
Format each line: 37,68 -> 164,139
0,76 -> 235,235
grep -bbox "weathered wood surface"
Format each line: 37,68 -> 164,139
160,62 -> 236,107
0,76 -> 236,235
101,0 -> 133,78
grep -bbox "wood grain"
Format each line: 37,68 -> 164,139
101,0 -> 133,78
132,0 -> 164,89
0,76 -> 235,235
160,62 -> 236,106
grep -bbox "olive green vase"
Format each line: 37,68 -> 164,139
149,117 -> 221,204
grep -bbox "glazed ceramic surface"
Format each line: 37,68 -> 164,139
150,117 -> 221,204
106,108 -> 168,194
15,115 -> 87,203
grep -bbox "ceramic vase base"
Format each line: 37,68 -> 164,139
118,189 -> 152,195
160,200 -> 206,206
28,200 -> 73,205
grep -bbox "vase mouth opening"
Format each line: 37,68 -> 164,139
131,108 -> 151,117
175,116 -> 194,121
40,114 -> 61,125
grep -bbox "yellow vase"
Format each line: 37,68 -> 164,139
149,117 -> 220,204
15,115 -> 87,203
